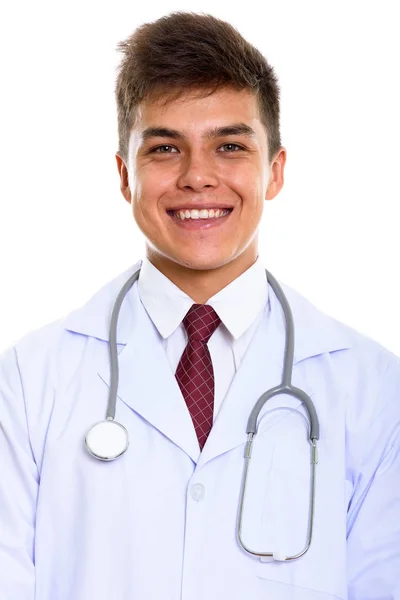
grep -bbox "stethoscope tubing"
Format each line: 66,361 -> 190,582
106,268 -> 141,421
87,264 -> 319,562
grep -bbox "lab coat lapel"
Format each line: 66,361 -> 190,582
95,282 -> 200,463
198,286 -> 314,468
64,262 -> 354,469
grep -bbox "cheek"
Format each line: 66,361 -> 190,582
136,162 -> 176,189
131,187 -> 168,236
222,161 -> 264,196
132,176 -> 156,218
132,166 -> 173,213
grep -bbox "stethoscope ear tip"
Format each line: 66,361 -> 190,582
272,552 -> 287,562
259,552 -> 287,563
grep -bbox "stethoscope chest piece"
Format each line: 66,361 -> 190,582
85,419 -> 129,461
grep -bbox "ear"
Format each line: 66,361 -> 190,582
265,148 -> 287,200
115,154 -> 132,204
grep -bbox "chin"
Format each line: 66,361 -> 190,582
152,247 -> 234,273
177,256 -> 229,272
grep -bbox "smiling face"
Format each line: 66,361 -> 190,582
116,86 -> 286,289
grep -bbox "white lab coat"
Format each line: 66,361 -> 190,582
1,260 -> 400,600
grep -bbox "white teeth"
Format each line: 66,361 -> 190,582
175,208 -> 230,220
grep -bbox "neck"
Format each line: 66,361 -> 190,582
147,250 -> 258,303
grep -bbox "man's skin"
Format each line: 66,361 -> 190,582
116,86 -> 287,303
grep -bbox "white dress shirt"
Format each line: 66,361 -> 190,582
137,256 -> 269,420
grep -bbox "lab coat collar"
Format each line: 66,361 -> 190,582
63,259 -> 356,365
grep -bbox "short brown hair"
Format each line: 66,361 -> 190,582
115,12 -> 282,163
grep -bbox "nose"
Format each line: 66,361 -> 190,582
176,151 -> 219,192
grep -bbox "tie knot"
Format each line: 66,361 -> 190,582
182,304 -> 221,343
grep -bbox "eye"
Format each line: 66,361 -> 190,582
150,145 -> 178,154
218,143 -> 244,152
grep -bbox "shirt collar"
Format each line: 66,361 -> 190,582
63,258 -> 356,364
138,256 -> 268,341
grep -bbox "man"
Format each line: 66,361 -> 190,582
0,11 -> 399,600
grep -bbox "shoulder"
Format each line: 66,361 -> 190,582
3,260 -> 143,378
279,280 -> 400,426
280,279 -> 399,368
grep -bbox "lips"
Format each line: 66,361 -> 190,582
167,207 -> 233,230
167,206 -> 233,213
170,208 -> 231,220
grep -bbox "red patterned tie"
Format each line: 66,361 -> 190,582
175,304 -> 221,450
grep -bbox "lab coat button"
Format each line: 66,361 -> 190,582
190,483 -> 205,501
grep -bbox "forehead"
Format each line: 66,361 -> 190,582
134,87 -> 264,133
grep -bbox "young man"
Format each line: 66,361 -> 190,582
1,12 -> 399,600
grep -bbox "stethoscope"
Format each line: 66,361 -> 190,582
84,266 -> 319,562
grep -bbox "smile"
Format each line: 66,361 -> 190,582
170,208 -> 232,220
167,207 -> 233,230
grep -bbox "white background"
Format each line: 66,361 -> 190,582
0,1 -> 399,354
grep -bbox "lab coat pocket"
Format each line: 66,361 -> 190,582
242,407 -> 345,599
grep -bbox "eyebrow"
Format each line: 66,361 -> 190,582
140,122 -> 256,143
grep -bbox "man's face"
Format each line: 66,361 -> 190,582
117,87 -> 286,276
